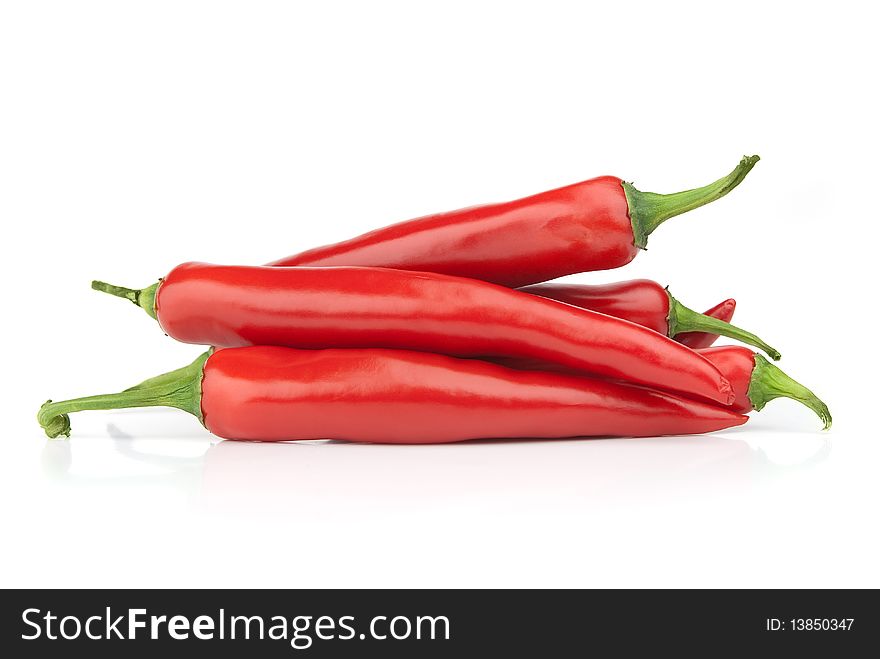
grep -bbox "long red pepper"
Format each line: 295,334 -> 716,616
518,280 -> 778,358
676,298 -> 736,349
269,157 -> 759,287
91,263 -> 735,404
37,347 -> 747,443
697,346 -> 831,429
488,345 -> 830,430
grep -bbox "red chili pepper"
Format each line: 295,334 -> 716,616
697,346 -> 831,429
37,347 -> 748,443
518,280 -> 777,358
91,263 -> 735,404
486,344 -> 830,430
676,298 -> 736,349
269,157 -> 759,287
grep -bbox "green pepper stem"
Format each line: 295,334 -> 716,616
667,291 -> 781,361
91,280 -> 160,320
125,365 -> 198,392
748,355 -> 832,430
37,352 -> 209,439
623,155 -> 760,249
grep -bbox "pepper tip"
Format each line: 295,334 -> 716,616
721,377 -> 736,406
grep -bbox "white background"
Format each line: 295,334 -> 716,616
1,1 -> 878,588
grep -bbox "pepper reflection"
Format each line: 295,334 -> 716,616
40,421 -> 830,513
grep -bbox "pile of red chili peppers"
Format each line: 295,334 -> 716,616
39,155 -> 831,444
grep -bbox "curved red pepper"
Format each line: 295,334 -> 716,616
697,346 -> 831,429
676,299 -> 736,348
270,157 -> 759,287
38,347 -> 748,443
518,280 -> 777,358
485,344 -> 830,430
92,263 -> 735,404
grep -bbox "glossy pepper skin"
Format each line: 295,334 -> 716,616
519,279 -> 672,333
38,347 -> 748,443
484,345 -> 831,431
269,157 -> 759,288
94,263 -> 735,404
517,280 -> 778,358
696,346 -> 831,429
272,177 -> 633,288
677,298 -> 736,349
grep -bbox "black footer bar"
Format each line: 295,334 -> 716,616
1,588 -> 875,656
